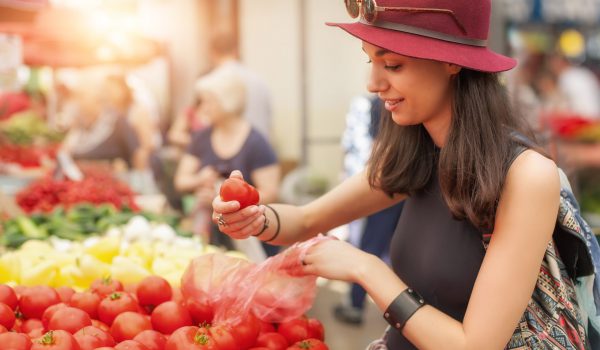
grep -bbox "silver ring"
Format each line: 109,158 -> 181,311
217,214 -> 227,226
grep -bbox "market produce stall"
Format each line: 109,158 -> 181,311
0,169 -> 331,349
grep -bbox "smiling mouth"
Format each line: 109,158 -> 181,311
383,98 -> 404,111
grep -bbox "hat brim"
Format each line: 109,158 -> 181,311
326,21 -> 516,73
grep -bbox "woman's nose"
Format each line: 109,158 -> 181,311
366,67 -> 388,93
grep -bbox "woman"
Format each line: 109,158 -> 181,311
63,83 -> 143,170
175,67 -> 280,256
102,75 -> 160,170
211,1 -> 589,349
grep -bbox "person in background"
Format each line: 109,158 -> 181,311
62,83 -> 143,170
534,68 -> 570,117
175,67 -> 280,256
335,95 -> 404,325
206,28 -> 272,140
102,75 -> 160,170
548,53 -> 600,119
167,95 -> 208,150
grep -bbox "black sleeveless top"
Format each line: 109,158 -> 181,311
386,146 -> 528,349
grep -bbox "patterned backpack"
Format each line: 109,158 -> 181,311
481,169 -> 600,350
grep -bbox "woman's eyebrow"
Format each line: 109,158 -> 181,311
361,47 -> 393,57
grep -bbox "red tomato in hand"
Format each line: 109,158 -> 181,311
286,339 -> 328,350
230,314 -> 260,349
0,285 -> 18,310
307,318 -> 324,341
136,276 -> 172,309
219,178 -> 260,209
278,318 -> 309,345
185,299 -> 213,325
0,331 -> 32,350
69,292 -> 101,320
132,330 -> 167,350
42,303 -> 67,328
114,340 -> 150,350
55,287 -> 76,303
0,302 -> 16,329
19,286 -> 61,319
74,325 -> 116,350
31,330 -> 80,350
98,293 -> 138,326
91,277 -> 124,297
256,332 -> 288,350
48,306 -> 92,334
150,301 -> 192,335
110,312 -> 152,342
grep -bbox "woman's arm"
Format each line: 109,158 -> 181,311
167,112 -> 192,148
174,154 -> 218,193
250,164 -> 281,204
213,170 -> 406,245
303,150 -> 560,350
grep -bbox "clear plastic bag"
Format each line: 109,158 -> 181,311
181,235 -> 331,326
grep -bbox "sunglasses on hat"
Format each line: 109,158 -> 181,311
344,0 -> 467,34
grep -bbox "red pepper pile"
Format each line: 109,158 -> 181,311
16,171 -> 138,213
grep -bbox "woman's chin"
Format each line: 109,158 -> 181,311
391,112 -> 418,126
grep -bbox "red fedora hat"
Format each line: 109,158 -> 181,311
327,0 -> 516,72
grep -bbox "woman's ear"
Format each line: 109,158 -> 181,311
444,63 -> 462,76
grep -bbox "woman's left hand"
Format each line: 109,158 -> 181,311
301,239 -> 372,283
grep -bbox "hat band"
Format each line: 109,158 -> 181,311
359,18 -> 488,47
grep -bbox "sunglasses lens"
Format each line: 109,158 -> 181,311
363,0 -> 377,22
344,0 -> 360,18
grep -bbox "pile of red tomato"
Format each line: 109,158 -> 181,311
0,276 -> 328,350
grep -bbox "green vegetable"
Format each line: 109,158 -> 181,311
16,216 -> 47,239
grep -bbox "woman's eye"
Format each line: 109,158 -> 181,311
384,64 -> 402,71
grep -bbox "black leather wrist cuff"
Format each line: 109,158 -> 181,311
383,288 -> 425,331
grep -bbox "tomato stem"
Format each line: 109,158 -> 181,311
38,331 -> 56,345
193,331 -> 210,345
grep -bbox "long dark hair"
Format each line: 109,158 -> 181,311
367,69 -> 537,232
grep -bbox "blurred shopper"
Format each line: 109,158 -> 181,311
167,96 -> 208,150
212,1 -> 599,349
206,28 -> 272,139
175,67 -> 280,256
102,75 -> 160,170
549,53 -> 600,119
507,53 -> 543,130
534,69 -> 570,116
335,95 -> 404,325
62,83 -> 143,169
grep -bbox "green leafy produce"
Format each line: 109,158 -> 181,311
0,111 -> 64,145
0,204 -> 183,248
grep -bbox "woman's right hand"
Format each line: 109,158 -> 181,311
212,170 -> 267,239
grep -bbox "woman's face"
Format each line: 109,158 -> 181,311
198,91 -> 226,124
362,42 -> 460,127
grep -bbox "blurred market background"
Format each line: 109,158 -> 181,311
0,0 -> 600,349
